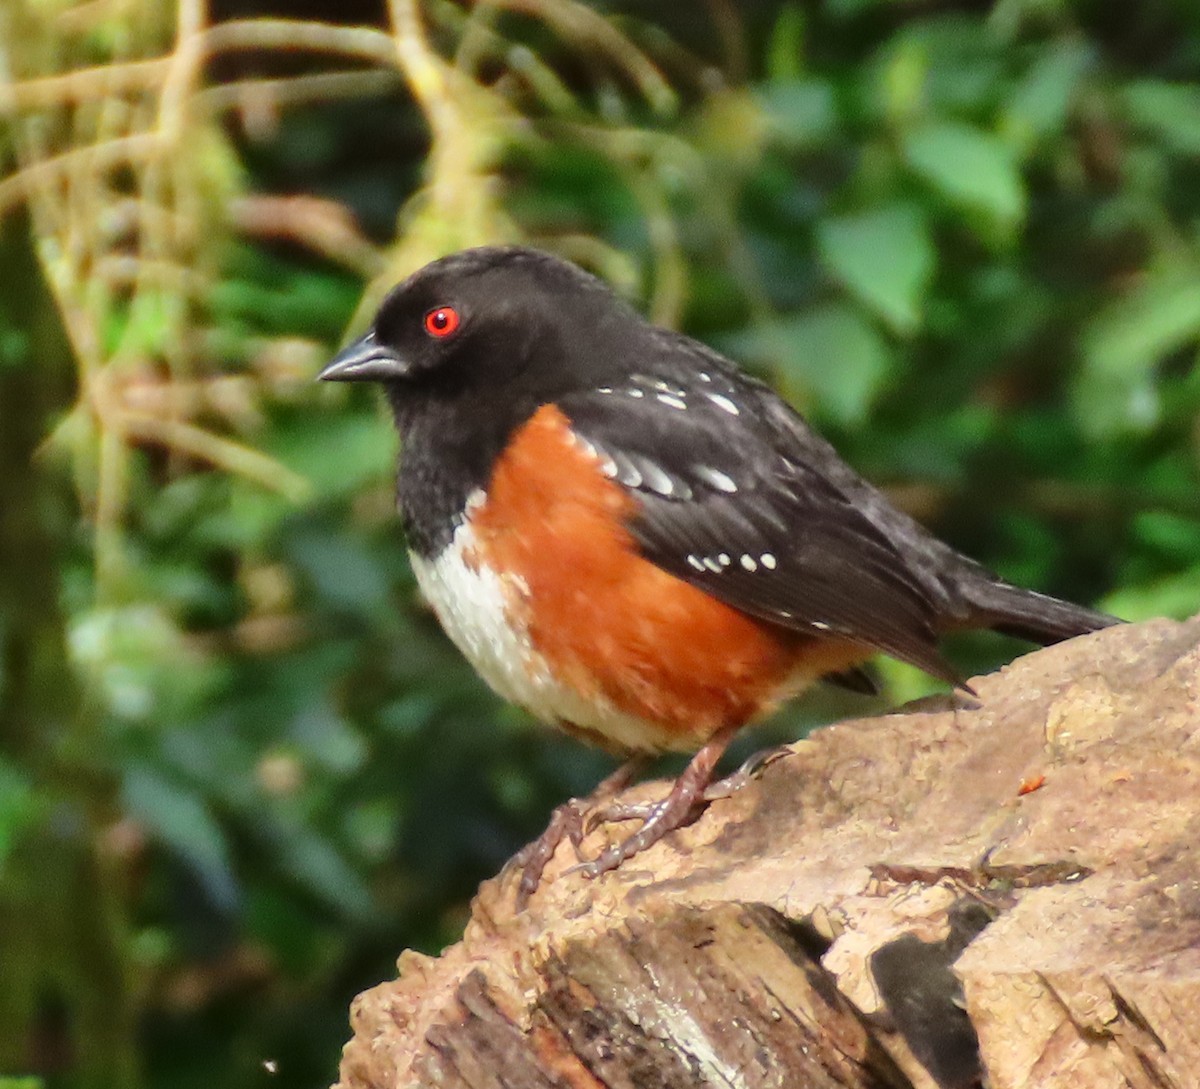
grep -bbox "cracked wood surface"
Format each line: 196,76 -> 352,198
335,616 -> 1200,1089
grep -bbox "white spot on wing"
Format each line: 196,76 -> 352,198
696,465 -> 737,493
638,460 -> 677,497
760,552 -> 777,570
707,392 -> 740,416
687,554 -> 704,571
657,393 -> 687,410
740,554 -> 757,572
614,455 -> 642,489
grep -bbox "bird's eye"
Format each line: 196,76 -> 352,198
423,306 -> 460,339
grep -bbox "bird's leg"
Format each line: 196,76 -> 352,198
510,755 -> 646,906
570,723 -> 740,879
703,741 -> 793,799
585,740 -> 791,828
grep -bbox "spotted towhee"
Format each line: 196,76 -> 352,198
320,246 -> 1117,899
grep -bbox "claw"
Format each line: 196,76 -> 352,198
569,796 -> 698,878
703,742 -> 792,800
506,756 -> 645,907
509,799 -> 589,908
569,723 -> 744,882
510,724 -> 768,902
583,798 -> 664,833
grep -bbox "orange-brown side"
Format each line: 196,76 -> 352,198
467,405 -> 868,750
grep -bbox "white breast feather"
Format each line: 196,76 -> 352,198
408,513 -> 684,753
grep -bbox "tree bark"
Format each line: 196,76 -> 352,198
0,216 -> 140,1087
336,616 -> 1200,1089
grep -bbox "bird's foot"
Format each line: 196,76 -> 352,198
568,723 -> 744,880
509,757 -> 644,908
509,799 -> 588,909
703,741 -> 793,799
567,780 -> 703,879
583,741 -> 792,830
512,727 -> 781,898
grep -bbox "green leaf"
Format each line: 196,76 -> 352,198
267,409 -> 395,499
903,121 -> 1026,232
123,766 -> 238,911
272,820 -> 372,919
731,303 -> 891,425
68,605 -> 213,723
1132,511 -> 1200,564
816,204 -> 935,334
285,525 -> 392,617
876,34 -> 928,125
827,0 -> 888,13
1073,269 -> 1200,437
755,79 -> 838,150
111,288 -> 182,360
1003,40 -> 1093,150
766,3 -> 806,83
0,326 -> 31,370
875,19 -> 1003,120
1101,565 -> 1200,623
287,700 -> 367,776
1122,81 -> 1200,155
0,759 -> 43,873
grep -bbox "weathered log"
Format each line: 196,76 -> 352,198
336,617 -> 1200,1089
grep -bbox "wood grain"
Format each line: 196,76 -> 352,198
336,616 -> 1200,1089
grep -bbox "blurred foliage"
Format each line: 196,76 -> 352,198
1,0 -> 1199,1086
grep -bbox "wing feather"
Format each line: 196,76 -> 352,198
558,363 -> 961,684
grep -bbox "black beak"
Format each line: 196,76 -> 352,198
317,332 -> 409,383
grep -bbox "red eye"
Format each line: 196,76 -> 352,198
423,306 -> 460,338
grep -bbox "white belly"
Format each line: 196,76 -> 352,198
408,519 -> 681,753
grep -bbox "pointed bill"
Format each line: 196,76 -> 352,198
318,332 -> 409,383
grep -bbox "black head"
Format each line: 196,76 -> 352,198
319,247 -> 652,556
318,246 -> 640,409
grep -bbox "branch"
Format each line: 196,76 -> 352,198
336,617 -> 1200,1088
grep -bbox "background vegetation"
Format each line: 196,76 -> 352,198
1,0 -> 1198,1086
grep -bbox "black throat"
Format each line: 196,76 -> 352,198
386,375 -> 544,558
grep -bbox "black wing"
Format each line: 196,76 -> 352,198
557,334 -> 963,684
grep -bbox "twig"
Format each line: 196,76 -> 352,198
0,133 -> 164,220
491,0 -> 676,116
627,170 -> 686,327
196,69 -> 402,115
388,0 -> 456,136
200,18 -> 396,65
230,195 -> 385,276
1,59 -> 170,109
117,408 -> 311,500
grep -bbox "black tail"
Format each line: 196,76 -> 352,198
950,571 -> 1120,645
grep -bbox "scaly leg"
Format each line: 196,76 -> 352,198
510,756 -> 646,906
570,723 -> 740,879
585,741 -> 793,829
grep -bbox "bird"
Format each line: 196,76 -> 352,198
319,245 -> 1117,900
